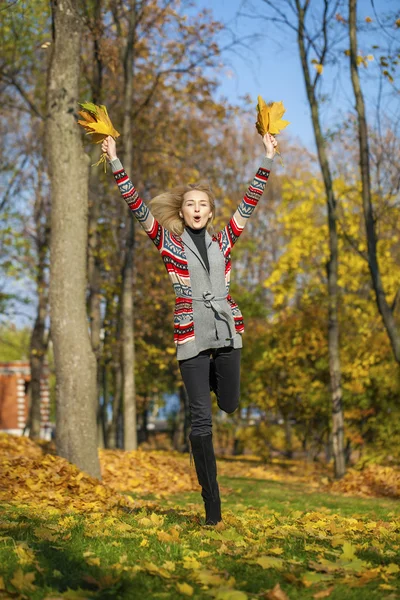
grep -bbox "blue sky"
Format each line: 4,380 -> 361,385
194,0 -> 400,150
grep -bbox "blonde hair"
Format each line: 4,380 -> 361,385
148,182 -> 216,236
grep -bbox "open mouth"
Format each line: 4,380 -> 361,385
193,216 -> 201,223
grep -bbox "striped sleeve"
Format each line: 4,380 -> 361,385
111,158 -> 165,252
218,157 -> 273,256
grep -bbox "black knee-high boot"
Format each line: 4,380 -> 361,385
189,432 -> 222,525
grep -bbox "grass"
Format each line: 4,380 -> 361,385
0,464 -> 399,600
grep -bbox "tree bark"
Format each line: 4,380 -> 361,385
108,360 -> 123,449
46,0 -> 100,477
348,0 -> 400,364
296,0 -> 346,478
121,1 -> 137,450
85,0 -> 106,447
28,291 -> 48,439
28,165 -> 50,439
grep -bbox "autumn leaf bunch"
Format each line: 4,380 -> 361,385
77,102 -> 120,170
256,96 -> 290,137
256,96 -> 290,161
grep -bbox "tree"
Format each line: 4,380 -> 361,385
46,0 -> 99,477
249,0 -> 346,477
348,0 -> 400,365
120,0 -> 137,451
27,152 -> 51,439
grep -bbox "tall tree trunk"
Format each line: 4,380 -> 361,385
283,414 -> 293,459
28,292 -> 48,439
98,361 -> 108,449
348,0 -> 400,364
29,166 -> 50,439
296,0 -> 345,478
46,0 -> 100,477
86,0 -> 106,447
108,360 -> 123,449
121,1 -> 137,450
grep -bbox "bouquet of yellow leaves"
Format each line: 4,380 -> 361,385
256,96 -> 289,161
77,102 -> 120,170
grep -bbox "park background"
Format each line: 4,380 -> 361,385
0,0 -> 400,598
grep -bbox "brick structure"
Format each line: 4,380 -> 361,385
0,362 -> 51,440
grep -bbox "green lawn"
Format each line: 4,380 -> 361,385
0,471 -> 399,600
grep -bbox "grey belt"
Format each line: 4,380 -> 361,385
180,290 -> 235,340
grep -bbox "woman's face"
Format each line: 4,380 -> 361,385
180,190 -> 213,229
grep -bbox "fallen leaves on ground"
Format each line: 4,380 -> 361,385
330,465 -> 400,498
100,447 -> 198,495
217,456 -> 400,500
0,434 -> 399,599
0,433 -> 199,514
1,434 -> 399,523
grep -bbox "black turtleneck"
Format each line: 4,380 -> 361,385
185,225 -> 210,272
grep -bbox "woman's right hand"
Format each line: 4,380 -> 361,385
102,135 -> 117,161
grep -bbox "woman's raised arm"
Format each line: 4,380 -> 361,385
216,133 -> 277,256
102,136 -> 166,252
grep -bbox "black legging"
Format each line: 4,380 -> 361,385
179,347 -> 241,436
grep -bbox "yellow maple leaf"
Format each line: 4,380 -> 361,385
162,560 -> 176,571
14,543 -> 36,565
10,568 -> 36,592
149,512 -> 164,526
157,530 -> 175,543
85,556 -> 101,567
195,569 -> 226,586
182,555 -> 202,570
176,582 -> 194,596
385,563 -> 400,575
256,96 -> 290,137
255,555 -> 284,570
269,546 -> 284,555
77,102 -> 120,170
142,560 -> 172,579
214,590 -> 248,600
341,541 -> 357,560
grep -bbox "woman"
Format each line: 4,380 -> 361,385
102,132 -> 277,525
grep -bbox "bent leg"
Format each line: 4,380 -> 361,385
213,347 -> 241,414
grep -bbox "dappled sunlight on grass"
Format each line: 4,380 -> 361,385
0,434 -> 399,599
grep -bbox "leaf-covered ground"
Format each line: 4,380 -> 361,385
0,434 -> 399,599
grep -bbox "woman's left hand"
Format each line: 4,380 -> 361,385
262,133 -> 278,159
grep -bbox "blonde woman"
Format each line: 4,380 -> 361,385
102,133 -> 277,525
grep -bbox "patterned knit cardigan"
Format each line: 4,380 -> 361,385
111,157 -> 272,350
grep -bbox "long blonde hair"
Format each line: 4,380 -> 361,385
148,182 -> 216,236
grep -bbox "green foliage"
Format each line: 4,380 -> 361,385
0,327 -> 31,361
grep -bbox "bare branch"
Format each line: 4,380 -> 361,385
0,155 -> 29,212
1,71 -> 43,120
